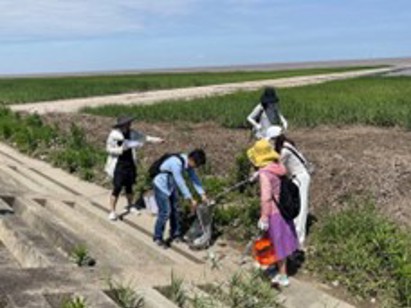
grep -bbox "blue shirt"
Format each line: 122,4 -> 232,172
153,154 -> 205,199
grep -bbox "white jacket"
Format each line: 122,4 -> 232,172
247,104 -> 288,139
280,142 -> 309,177
105,129 -> 164,178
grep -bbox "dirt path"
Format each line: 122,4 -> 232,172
10,67 -> 395,114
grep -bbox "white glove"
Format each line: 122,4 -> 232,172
248,171 -> 259,183
122,141 -> 130,151
146,136 -> 164,144
258,218 -> 269,231
255,123 -> 262,131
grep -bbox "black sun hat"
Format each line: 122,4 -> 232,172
260,87 -> 279,105
113,115 -> 135,128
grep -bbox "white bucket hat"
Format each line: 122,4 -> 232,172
265,125 -> 283,140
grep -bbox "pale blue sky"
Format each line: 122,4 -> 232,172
0,0 -> 410,74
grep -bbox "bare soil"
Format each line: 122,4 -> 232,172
42,113 -> 411,226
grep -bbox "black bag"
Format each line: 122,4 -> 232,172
148,153 -> 184,180
273,176 -> 301,221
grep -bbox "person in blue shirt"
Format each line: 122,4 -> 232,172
152,149 -> 208,247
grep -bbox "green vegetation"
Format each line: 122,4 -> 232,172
307,200 -> 411,307
106,278 -> 144,308
62,296 -> 88,308
159,270 -> 278,308
200,270 -> 279,308
69,244 -> 95,267
0,67 -> 379,104
85,76 -> 411,129
0,108 -> 105,181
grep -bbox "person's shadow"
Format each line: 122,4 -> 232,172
287,213 -> 318,276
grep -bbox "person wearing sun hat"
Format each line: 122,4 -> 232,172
265,125 -> 312,250
247,87 -> 288,139
105,115 -> 164,221
247,139 -> 299,287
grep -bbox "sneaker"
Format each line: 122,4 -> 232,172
108,211 -> 117,221
125,205 -> 141,215
271,274 -> 290,287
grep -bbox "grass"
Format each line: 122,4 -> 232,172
62,296 -> 88,308
0,108 -> 105,181
307,200 -> 411,307
85,76 -> 411,129
0,66 -> 381,104
106,278 -> 144,308
158,270 -> 279,308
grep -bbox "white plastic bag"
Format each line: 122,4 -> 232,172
144,192 -> 158,216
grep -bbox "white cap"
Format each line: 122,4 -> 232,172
265,125 -> 283,139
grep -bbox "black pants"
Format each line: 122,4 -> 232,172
112,164 -> 136,197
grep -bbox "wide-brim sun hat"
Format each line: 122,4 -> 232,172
113,115 -> 135,128
260,87 -> 279,105
265,125 -> 283,140
247,139 -> 280,168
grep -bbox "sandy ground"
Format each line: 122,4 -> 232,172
10,67 -> 394,114
43,113 -> 411,227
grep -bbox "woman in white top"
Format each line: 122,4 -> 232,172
266,126 -> 311,249
247,87 -> 288,139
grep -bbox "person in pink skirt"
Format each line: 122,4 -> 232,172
247,139 -> 299,287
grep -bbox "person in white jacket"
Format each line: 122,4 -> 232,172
105,115 -> 163,221
247,87 -> 288,139
266,126 -> 311,249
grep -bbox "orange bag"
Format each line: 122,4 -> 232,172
252,236 -> 278,267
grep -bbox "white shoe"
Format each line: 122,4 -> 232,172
125,205 -> 141,215
108,211 -> 117,221
271,274 -> 290,287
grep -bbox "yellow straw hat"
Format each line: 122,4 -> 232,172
247,139 -> 280,167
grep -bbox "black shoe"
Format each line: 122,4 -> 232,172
172,236 -> 184,244
154,239 -> 168,249
165,235 -> 184,246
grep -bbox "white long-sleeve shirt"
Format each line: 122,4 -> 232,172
247,104 -> 288,139
280,142 -> 308,177
104,129 -> 162,178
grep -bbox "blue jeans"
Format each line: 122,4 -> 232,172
153,185 -> 181,241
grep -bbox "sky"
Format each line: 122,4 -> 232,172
0,0 -> 410,74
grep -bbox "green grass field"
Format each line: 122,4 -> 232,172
85,76 -> 411,129
0,66 -> 380,104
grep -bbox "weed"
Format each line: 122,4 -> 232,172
214,197 -> 260,242
69,245 -> 95,267
107,279 -> 144,308
61,296 -> 87,308
169,271 -> 188,308
307,201 -> 411,307
197,270 -> 279,308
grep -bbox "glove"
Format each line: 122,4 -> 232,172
255,123 -> 262,131
147,136 -> 165,144
122,141 -> 130,151
248,171 -> 259,183
258,218 -> 269,231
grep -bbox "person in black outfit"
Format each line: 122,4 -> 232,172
105,116 -> 163,221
